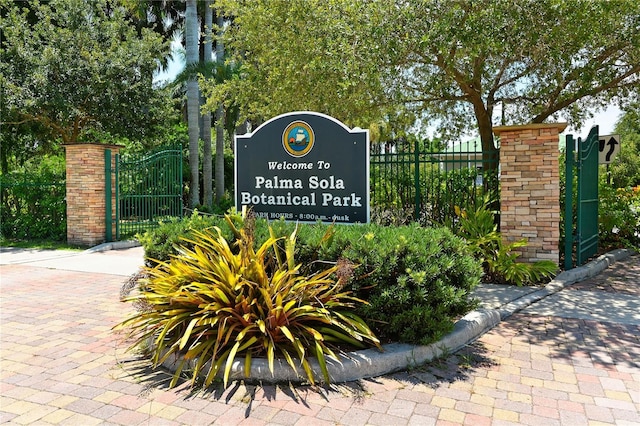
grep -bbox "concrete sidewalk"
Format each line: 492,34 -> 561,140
0,245 -> 638,425
0,243 -> 144,277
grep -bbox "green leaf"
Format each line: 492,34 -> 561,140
257,319 -> 266,334
169,357 -> 188,389
243,351 -> 252,378
267,341 -> 275,374
315,340 -> 330,384
190,338 -> 216,383
179,317 -> 199,350
280,325 -> 295,343
223,340 -> 241,388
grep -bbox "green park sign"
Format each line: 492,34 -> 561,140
235,112 -> 369,223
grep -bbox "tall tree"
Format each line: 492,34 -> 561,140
121,0 -> 183,68
214,12 -> 225,202
385,0 -> 640,158
202,0 -> 214,207
213,0 -> 640,157
186,0 -> 200,208
210,0 -> 392,128
0,0 -> 169,146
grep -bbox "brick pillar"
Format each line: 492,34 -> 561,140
64,144 -> 122,247
493,123 -> 567,264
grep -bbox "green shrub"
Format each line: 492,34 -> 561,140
296,223 -> 480,344
0,155 -> 66,241
137,213 -> 482,346
454,202 -> 557,286
118,214 -> 380,387
135,211 -> 229,265
598,184 -> 640,251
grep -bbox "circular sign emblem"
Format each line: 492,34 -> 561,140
283,121 -> 314,157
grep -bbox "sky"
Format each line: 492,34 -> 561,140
565,105 -> 620,137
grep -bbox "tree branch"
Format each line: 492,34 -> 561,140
19,113 -> 72,143
406,95 -> 470,103
532,64 -> 640,122
539,44 -> 632,114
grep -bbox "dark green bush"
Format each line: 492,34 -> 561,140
135,211 -> 230,264
0,156 -> 66,241
599,183 -> 640,251
307,223 -> 481,344
138,214 -> 481,346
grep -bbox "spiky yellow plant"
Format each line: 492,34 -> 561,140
116,215 -> 380,388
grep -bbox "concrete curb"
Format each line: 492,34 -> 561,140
157,249 -> 634,385
85,240 -> 140,253
497,248 -> 632,320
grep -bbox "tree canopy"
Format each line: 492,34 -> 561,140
212,0 -> 640,152
0,0 -> 170,147
207,0 -> 395,129
611,103 -> 640,187
387,0 -> 640,151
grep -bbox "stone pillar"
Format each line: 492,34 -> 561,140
64,143 -> 122,247
493,123 -> 567,264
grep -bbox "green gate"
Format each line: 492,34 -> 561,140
113,146 -> 183,239
564,126 -> 599,269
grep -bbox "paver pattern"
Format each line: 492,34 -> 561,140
569,255 -> 640,296
1,253 -> 639,425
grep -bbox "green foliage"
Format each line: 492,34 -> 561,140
390,1 -> 639,148
195,195 -> 235,217
195,150 -> 235,206
422,166 -> 493,227
138,214 -> 481,346
484,240 -> 559,287
210,0 -> 393,128
0,155 -> 66,241
370,162 -> 416,209
118,213 -> 380,387
0,238 -> 81,250
311,224 -> 481,344
370,205 -> 414,227
1,0 -> 172,144
213,0 -> 639,161
454,203 -> 557,286
598,184 -> 640,251
598,105 -> 640,251
609,103 -> 640,188
135,211 -> 229,266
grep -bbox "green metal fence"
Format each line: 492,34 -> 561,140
108,140 -> 495,238
115,146 -> 183,239
0,175 -> 66,240
370,139 -> 499,227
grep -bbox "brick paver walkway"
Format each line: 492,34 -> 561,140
1,254 -> 639,425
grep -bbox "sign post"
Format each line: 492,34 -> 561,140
235,112 -> 369,223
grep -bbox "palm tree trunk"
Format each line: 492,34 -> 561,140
202,0 -> 213,208
215,13 -> 225,202
186,0 -> 200,208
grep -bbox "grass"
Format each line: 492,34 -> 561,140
0,238 -> 84,251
